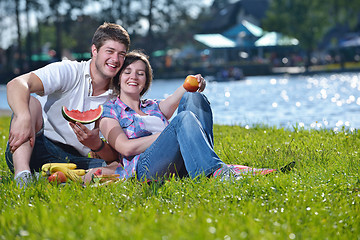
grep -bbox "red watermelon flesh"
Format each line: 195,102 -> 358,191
61,105 -> 103,124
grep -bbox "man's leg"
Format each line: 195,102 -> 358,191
7,96 -> 43,187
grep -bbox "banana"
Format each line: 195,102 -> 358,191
41,163 -> 86,180
41,163 -> 77,172
71,169 -> 87,176
41,171 -> 49,177
49,166 -> 83,183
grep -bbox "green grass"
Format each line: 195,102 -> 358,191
0,116 -> 359,239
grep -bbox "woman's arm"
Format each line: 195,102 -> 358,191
99,117 -> 160,157
159,85 -> 186,120
159,74 -> 206,120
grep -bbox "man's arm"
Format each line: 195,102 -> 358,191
69,121 -> 120,162
7,72 -> 45,151
7,72 -> 44,113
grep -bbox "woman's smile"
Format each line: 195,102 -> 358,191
127,81 -> 139,86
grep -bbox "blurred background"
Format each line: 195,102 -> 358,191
1,0 -> 360,129
0,0 -> 360,83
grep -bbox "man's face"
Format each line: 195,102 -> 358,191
92,40 -> 127,80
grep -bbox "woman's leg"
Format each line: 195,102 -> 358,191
177,92 -> 214,147
136,111 -> 224,180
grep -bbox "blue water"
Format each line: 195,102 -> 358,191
2,72 -> 360,131
0,85 -> 7,110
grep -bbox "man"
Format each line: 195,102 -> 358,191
5,22 -> 130,187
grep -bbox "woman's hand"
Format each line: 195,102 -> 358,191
194,74 -> 206,92
183,74 -> 207,92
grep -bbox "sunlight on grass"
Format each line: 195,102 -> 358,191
0,116 -> 359,239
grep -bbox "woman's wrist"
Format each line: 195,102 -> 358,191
91,140 -> 105,152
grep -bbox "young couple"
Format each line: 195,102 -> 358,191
6,23 -> 291,187
83,50 -> 295,183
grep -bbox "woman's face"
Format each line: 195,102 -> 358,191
119,60 -> 147,97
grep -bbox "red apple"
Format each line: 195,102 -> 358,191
48,171 -> 67,184
183,75 -> 199,92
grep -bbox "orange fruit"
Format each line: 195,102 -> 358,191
183,75 -> 199,92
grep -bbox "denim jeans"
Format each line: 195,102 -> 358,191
5,131 -> 105,173
136,92 -> 225,180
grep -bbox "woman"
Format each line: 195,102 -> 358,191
83,50 -> 293,183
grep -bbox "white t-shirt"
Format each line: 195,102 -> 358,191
140,115 -> 166,134
33,60 -> 113,156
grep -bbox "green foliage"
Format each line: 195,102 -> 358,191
326,0 -> 360,28
35,24 -> 77,52
1,116 -> 359,239
263,0 -> 360,55
262,0 -> 329,52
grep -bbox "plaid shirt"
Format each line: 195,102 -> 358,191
102,97 -> 169,179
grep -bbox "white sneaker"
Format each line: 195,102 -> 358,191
15,171 -> 33,188
218,165 -> 243,181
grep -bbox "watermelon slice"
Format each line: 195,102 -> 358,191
61,105 -> 103,124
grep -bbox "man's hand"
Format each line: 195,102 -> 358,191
8,114 -> 35,153
69,122 -> 102,150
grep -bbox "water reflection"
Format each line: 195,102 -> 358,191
1,72 -> 360,131
147,72 -> 360,131
0,85 -> 7,110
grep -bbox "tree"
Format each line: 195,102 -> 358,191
135,0 -> 206,53
263,0 -> 360,71
68,15 -> 102,54
326,0 -> 360,68
94,0 -> 144,38
327,0 -> 360,29
3,0 -> 211,69
25,0 -> 44,69
0,0 -> 16,74
14,0 -> 24,73
262,0 -> 328,71
4,0 -> 45,72
45,0 -> 90,59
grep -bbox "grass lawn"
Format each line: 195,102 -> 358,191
0,116 -> 359,239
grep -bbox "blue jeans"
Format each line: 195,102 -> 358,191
136,92 -> 225,180
5,130 -> 105,173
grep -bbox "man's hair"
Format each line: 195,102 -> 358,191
91,22 -> 130,53
112,50 -> 153,97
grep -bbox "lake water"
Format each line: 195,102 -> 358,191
2,72 -> 360,131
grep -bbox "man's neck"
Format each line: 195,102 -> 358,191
91,79 -> 110,96
90,61 -> 110,96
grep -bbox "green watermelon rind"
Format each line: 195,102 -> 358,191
61,105 -> 103,124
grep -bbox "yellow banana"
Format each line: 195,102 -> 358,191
70,169 -> 87,176
41,163 -> 77,172
50,166 -> 83,183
